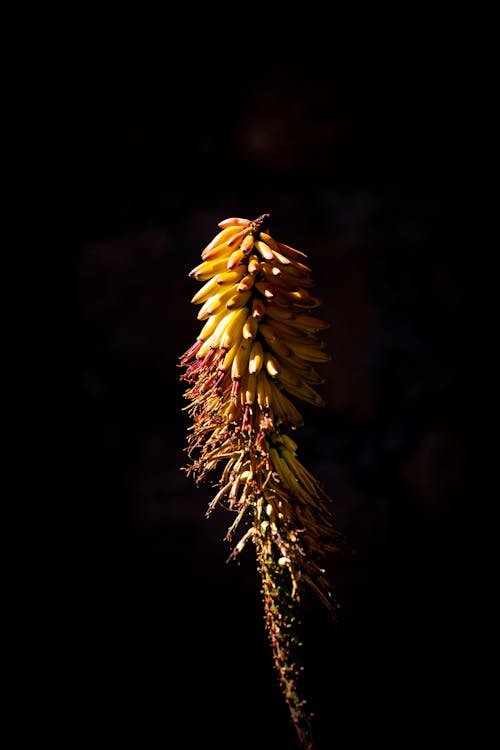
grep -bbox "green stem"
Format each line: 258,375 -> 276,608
256,535 -> 315,750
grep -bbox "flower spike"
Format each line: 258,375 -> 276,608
179,214 -> 346,750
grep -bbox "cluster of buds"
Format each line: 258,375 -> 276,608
179,214 -> 344,749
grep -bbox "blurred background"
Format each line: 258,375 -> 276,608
30,34 -> 470,749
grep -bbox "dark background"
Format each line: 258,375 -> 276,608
29,31 -> 471,749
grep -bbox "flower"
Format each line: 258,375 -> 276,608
179,214 -> 345,749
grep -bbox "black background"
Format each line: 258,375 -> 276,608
28,24 -> 471,750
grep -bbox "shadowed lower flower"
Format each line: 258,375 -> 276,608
179,214 -> 346,750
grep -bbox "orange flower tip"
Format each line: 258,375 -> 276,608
278,241 -> 308,259
217,217 -> 251,229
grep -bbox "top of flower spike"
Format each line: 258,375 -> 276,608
218,214 -> 270,230
199,215 -> 310,267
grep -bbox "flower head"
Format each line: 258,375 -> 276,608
179,214 -> 345,749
